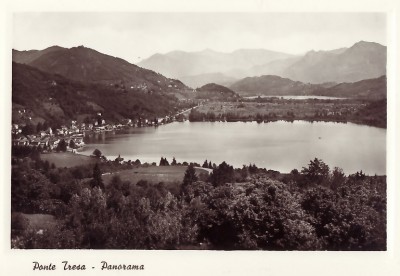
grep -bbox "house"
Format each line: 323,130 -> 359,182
121,119 -> 132,126
72,136 -> 85,147
94,126 -> 105,131
13,136 -> 29,146
45,127 -> 53,135
40,137 -> 50,148
48,137 -> 60,149
12,124 -> 22,135
27,135 -> 36,141
30,138 -> 41,147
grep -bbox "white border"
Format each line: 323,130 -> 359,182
1,1 -> 399,275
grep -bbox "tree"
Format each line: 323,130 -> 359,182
91,163 -> 104,190
69,139 -> 76,149
330,167 -> 345,190
171,157 -> 177,166
209,161 -> 235,186
159,157 -> 170,166
57,139 -> 67,152
30,147 -> 41,161
22,123 -> 36,135
301,158 -> 330,186
36,122 -> 43,132
93,149 -> 102,158
202,160 -> 208,168
182,164 -> 198,188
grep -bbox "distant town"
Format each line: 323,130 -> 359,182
11,109 -> 190,154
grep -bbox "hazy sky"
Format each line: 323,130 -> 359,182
13,13 -> 386,63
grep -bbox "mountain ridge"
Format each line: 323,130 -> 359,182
138,48 -> 294,79
13,45 -> 189,93
229,74 -> 386,99
12,62 -> 185,126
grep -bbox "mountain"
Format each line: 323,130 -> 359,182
195,83 -> 240,101
179,72 -> 238,88
12,46 -> 65,64
138,48 -> 294,80
12,62 -> 183,125
138,41 -> 386,85
244,57 -> 301,79
230,75 -> 324,97
281,41 -> 386,83
315,75 -> 386,100
13,46 -> 188,93
230,74 -> 386,99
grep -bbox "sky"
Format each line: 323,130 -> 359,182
13,12 -> 386,63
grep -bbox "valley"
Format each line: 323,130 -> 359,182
11,38 -> 388,251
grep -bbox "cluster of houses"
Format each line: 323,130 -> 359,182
12,124 -> 85,152
11,109 -> 191,152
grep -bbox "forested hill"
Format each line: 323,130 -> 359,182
195,83 -> 240,101
230,75 -> 324,97
13,46 -> 189,93
230,74 -> 386,100
12,62 -> 184,125
316,75 -> 386,100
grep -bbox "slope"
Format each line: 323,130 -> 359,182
15,46 -> 188,93
12,62 -> 184,126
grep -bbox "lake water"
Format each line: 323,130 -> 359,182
79,121 -> 386,175
244,95 -> 345,100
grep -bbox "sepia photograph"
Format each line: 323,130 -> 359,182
2,0 -> 400,275
9,11 -> 388,251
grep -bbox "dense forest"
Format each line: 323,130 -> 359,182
11,147 -> 386,250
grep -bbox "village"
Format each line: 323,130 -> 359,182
11,110 -> 189,154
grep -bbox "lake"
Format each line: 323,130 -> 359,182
244,95 -> 345,100
79,121 -> 386,175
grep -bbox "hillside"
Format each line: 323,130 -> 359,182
12,62 -> 184,126
13,46 -> 188,93
315,75 -> 386,100
230,75 -> 323,97
282,41 -> 386,83
243,57 -> 301,79
138,48 -> 293,79
195,83 -> 240,101
12,46 -> 65,64
230,73 -> 386,99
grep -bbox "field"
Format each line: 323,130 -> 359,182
41,152 -> 97,168
19,213 -> 57,231
196,100 -> 364,119
102,166 -> 211,188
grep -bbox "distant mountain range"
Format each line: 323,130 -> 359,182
12,46 -> 188,93
179,73 -> 238,89
229,74 -> 386,99
138,48 -> 294,86
138,41 -> 386,87
11,42 -> 387,125
281,41 -> 386,83
230,75 -> 327,97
